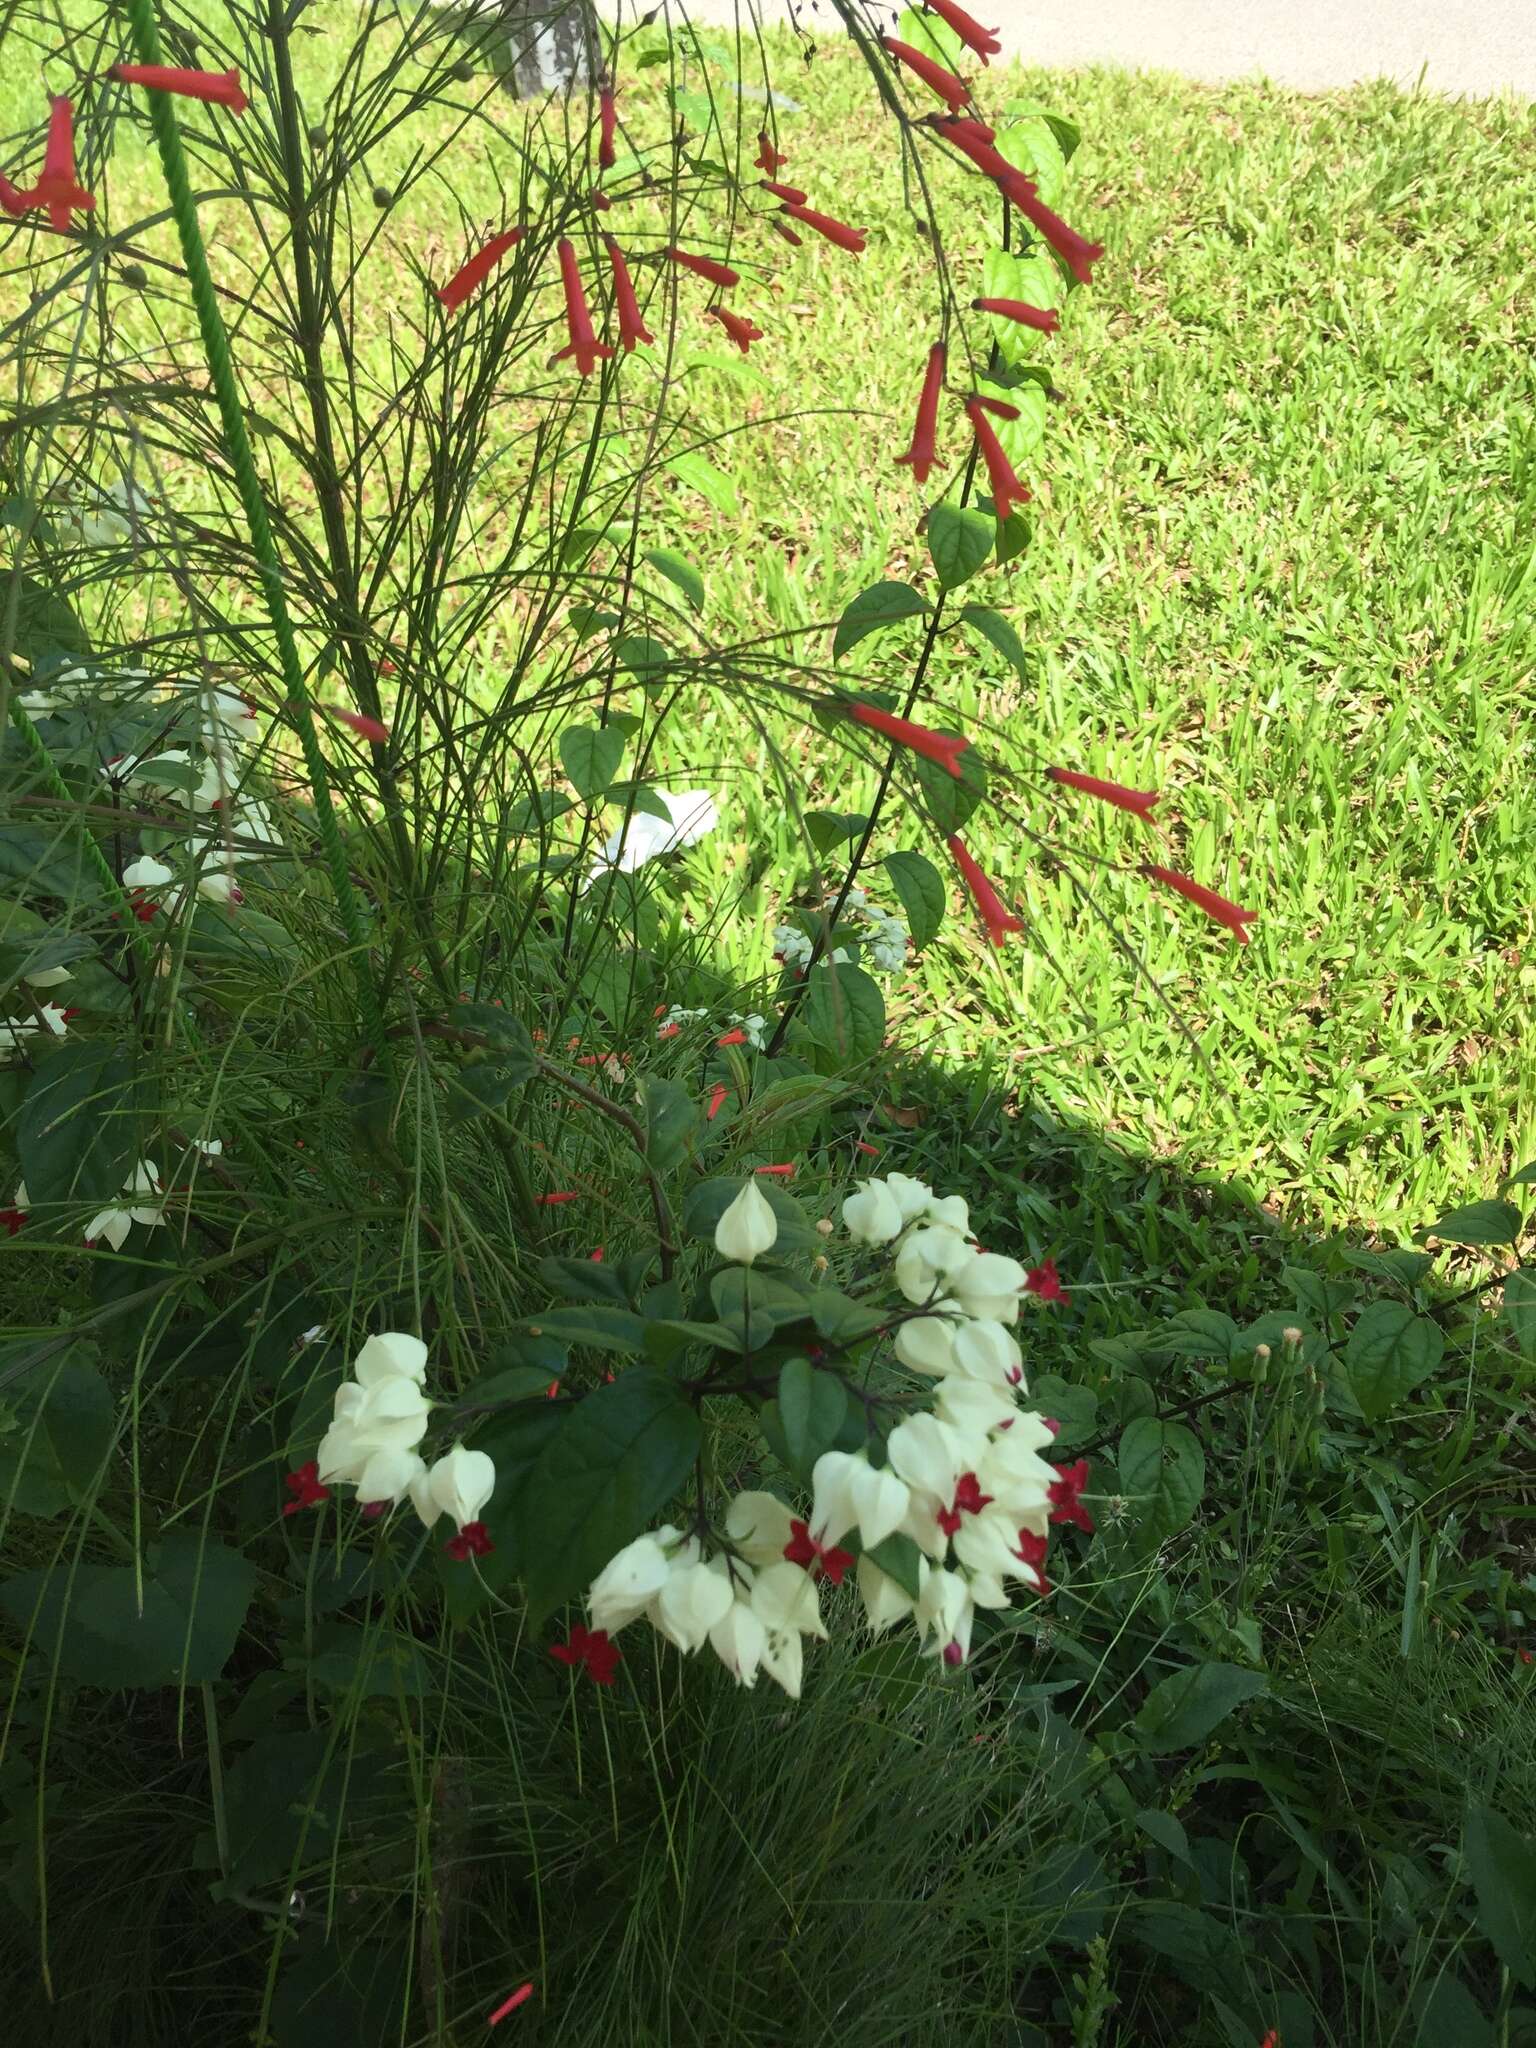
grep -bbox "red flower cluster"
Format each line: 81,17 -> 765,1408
783,1518 -> 854,1585
1047,1459 -> 1094,1533
551,1623 -> 622,1684
937,1469 -> 995,1537
1025,1257 -> 1070,1305
282,1461 -> 331,1515
444,1519 -> 495,1561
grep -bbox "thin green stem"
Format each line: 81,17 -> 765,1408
122,0 -> 389,1070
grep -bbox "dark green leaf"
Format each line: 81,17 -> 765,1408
1419,1198 -> 1523,1247
0,1350 -> 115,1515
912,736 -> 987,835
993,506 -> 1032,566
683,1177 -> 819,1253
928,500 -> 994,590
13,578 -> 88,662
806,1289 -> 885,1343
15,1039 -> 138,1205
1132,1661 -> 1267,1752
506,789 -> 574,835
297,1622 -> 429,1698
640,1073 -> 699,1170
1503,1270 -> 1536,1360
534,1254 -> 631,1306
1029,1372 -> 1098,1446
0,929 -> 95,989
864,1530 -> 922,1601
0,1530 -> 255,1687
644,547 -> 705,611
512,1370 -> 701,1622
1465,1804 -> 1536,1988
958,602 -> 1029,681
832,580 -> 930,661
1136,1808 -> 1194,1865
560,724 -> 626,801
444,1059 -> 524,1125
528,1305 -> 647,1356
1342,1301 -> 1444,1421
776,1357 -> 848,1479
614,635 -> 671,680
455,1362 -> 562,1407
1136,1308 -> 1241,1362
880,848 -> 945,947
1040,108 -> 1082,161
805,809 -> 869,853
1132,1903 -> 1243,1983
1501,1159 -> 1536,1193
451,1003 -> 536,1066
797,960 -> 886,1065
1117,1418 -> 1204,1541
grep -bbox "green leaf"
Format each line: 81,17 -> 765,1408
0,929 -> 95,991
15,1039 -> 138,1206
665,450 -> 740,517
297,1623 -> 429,1699
1136,1809 -> 1194,1865
1132,1661 -> 1267,1753
797,960 -> 886,1066
979,247 -> 1062,372
1464,1804 -> 1536,1989
1117,1418 -> 1205,1541
776,1358 -> 848,1480
0,1349 -> 115,1516
1501,1159 -> 1536,1193
1418,1198 -> 1523,1247
974,375 -> 1047,470
644,547 -> 705,612
560,724 -> 626,801
534,1254 -> 632,1306
1039,108 -> 1082,162
898,4 -> 964,69
0,1530 -> 255,1687
1030,1372 -> 1099,1446
566,604 -> 620,642
1342,1301 -> 1444,1421
506,789 -> 574,836
995,107 -> 1068,213
640,1073 -> 699,1171
528,1305 -> 647,1356
805,809 -> 870,853
912,737 -> 987,836
615,634 -> 671,681
928,500 -> 994,590
444,1059 -> 527,1125
864,1531 -> 923,1601
454,1362 -> 561,1407
958,602 -> 1029,682
512,1371 -> 701,1622
993,506 -> 1032,566
13,578 -> 88,663
1136,1308 -> 1242,1362
880,849 -> 946,947
1503,1270 -> 1536,1360
832,580 -> 931,661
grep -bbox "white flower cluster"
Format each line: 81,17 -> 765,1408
116,688 -> 280,917
314,1333 -> 495,1551
587,788 -> 717,885
16,662 -> 153,718
0,1001 -> 71,1059
6,1160 -> 168,1249
51,475 -> 152,550
573,1174 -> 1082,1695
773,889 -> 910,976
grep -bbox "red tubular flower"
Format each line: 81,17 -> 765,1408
923,0 -> 1003,63
534,1190 -> 581,1205
589,189 -> 612,211
1014,1526 -> 1051,1593
895,341 -> 946,485
1046,765 -> 1158,818
973,295 -> 1060,334
1011,185 -> 1105,287
881,36 -> 971,113
717,1027 -> 750,1047
1026,1257 -> 1071,1305
324,705 -> 390,744
755,129 -> 787,173
605,237 -> 654,350
598,86 -> 617,168
444,1519 -> 495,1561
783,1518 -> 855,1586
754,1163 -> 795,1177
970,392 -> 1020,420
781,202 -> 866,255
667,245 -> 740,289
0,174 -> 27,218
488,1984 -> 535,2025
947,835 -> 1024,947
1141,862 -> 1258,944
109,63 -> 248,112
554,237 -> 613,375
282,1460 -> 331,1515
706,1082 -> 729,1121
771,220 -> 803,249
931,120 -> 1034,207
854,1139 -> 880,1158
931,113 -> 996,145
436,228 -> 524,312
706,305 -> 764,354
1048,1460 -> 1094,1533
759,178 -> 807,204
28,97 -> 95,232
551,1622 -> 622,1684
848,699 -> 969,780
964,396 -> 1029,522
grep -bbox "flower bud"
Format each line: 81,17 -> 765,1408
714,1179 -> 779,1264
893,1226 -> 972,1304
842,1178 -> 904,1245
893,1313 -> 959,1376
589,1529 -> 680,1633
810,1450 -> 910,1550
652,1559 -> 734,1652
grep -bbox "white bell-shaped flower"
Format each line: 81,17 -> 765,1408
710,1590 -> 768,1687
893,1226 -> 972,1305
924,1193 -> 971,1236
915,1564 -> 975,1666
977,1429 -> 1057,1519
952,1318 -> 1024,1388
355,1446 -> 427,1507
810,1450 -> 910,1550
856,1552 -> 919,1635
950,1252 -> 1029,1323
412,1444 -> 495,1530
84,1160 -> 164,1250
883,1173 -> 935,1224
714,1179 -> 779,1264
651,1558 -> 735,1653
885,1412 -> 964,1510
588,1528 -> 683,1634
893,1312 -> 960,1376
353,1332 -> 429,1387
841,1179 -> 904,1246
724,1490 -> 797,1566
934,1376 -> 1021,1439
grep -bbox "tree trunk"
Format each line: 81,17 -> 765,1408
495,0 -> 599,96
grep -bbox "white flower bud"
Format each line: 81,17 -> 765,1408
652,1559 -> 735,1652
842,1179 -> 904,1245
353,1332 -> 429,1386
951,1319 -> 1024,1388
416,1444 -> 495,1529
893,1227 -> 972,1305
810,1450 -> 910,1550
714,1179 -> 779,1264
588,1530 -> 681,1634
893,1313 -> 960,1376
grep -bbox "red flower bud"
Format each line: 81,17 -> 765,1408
963,396 -> 1029,523
554,237 -> 613,375
771,219 -> 803,248
0,173 -> 27,218
969,391 -> 1020,420
436,228 -> 523,312
781,202 -> 866,255
972,295 -> 1060,334
896,341 -> 946,485
109,63 -> 248,112
922,0 -> 1002,63
1011,185 -> 1104,287
881,36 -> 971,114
1046,765 -> 1158,818
324,706 -> 390,745
605,237 -> 654,350
947,835 -> 1023,947
667,245 -> 739,289
706,304 -> 764,354
848,698 -> 969,780
1141,863 -> 1257,944
759,179 -> 807,204
598,86 -> 617,168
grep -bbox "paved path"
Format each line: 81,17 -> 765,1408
672,0 -> 1536,98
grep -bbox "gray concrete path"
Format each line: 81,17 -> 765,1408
661,0 -> 1536,98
